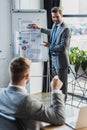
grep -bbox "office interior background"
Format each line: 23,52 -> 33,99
0,0 -> 87,107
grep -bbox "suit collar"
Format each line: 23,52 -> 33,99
52,21 -> 64,34
8,84 -> 28,94
9,83 -> 26,90
51,22 -> 65,46
54,21 -> 64,27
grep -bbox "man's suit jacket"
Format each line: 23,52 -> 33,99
0,86 -> 65,130
41,22 -> 71,68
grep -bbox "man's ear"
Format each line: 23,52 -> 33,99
25,73 -> 29,80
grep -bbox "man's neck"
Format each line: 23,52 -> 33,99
55,20 -> 63,25
11,80 -> 26,87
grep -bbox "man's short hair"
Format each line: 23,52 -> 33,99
9,57 -> 31,84
51,7 -> 63,14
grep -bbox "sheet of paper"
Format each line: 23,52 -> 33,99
14,18 -> 43,61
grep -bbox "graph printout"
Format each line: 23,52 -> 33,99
14,18 -> 43,61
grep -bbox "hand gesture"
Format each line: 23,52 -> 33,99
40,41 -> 49,47
51,76 -> 63,90
32,24 -> 40,29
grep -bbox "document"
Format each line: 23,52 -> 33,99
14,18 -> 43,61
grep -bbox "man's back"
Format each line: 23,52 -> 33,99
0,57 -> 65,130
0,85 -> 65,129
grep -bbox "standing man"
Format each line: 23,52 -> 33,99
0,57 -> 65,130
32,7 -> 71,101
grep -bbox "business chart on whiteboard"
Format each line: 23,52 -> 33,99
12,10 -> 48,61
18,19 -> 42,60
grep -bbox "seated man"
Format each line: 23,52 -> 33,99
0,57 -> 65,130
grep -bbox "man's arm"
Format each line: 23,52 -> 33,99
32,24 -> 51,36
41,28 -> 51,36
25,76 -> 65,125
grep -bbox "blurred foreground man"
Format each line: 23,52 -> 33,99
0,57 -> 65,130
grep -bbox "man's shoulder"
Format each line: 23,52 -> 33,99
61,22 -> 69,29
61,22 -> 71,34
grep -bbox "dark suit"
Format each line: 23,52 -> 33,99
41,22 -> 71,100
0,115 -> 18,130
0,86 -> 65,130
0,115 -> 26,130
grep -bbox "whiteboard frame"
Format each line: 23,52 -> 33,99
12,9 -> 49,62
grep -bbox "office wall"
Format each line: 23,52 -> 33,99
61,0 -> 79,14
0,0 -> 12,87
0,0 -> 45,93
14,0 -> 44,9
0,0 -> 43,92
13,0 -> 45,94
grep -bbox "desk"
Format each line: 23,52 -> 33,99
40,124 -> 87,130
41,125 -> 72,130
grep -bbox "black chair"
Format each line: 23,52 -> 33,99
16,118 -> 27,130
0,115 -> 26,130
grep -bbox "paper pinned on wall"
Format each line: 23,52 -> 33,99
14,19 -> 43,61
12,10 -> 48,61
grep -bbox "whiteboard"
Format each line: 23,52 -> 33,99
12,9 -> 48,61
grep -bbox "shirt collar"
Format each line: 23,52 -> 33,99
9,83 -> 28,94
56,21 -> 63,27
